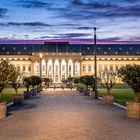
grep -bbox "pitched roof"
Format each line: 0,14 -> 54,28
0,43 -> 139,56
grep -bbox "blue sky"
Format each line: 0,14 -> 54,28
0,0 -> 140,43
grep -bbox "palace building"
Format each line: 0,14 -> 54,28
0,42 -> 140,83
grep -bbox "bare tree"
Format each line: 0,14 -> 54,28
99,67 -> 118,94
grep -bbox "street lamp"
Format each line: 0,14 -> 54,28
39,53 -> 43,78
94,27 -> 98,99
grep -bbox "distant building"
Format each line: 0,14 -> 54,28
0,42 -> 140,83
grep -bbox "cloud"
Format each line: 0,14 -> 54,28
98,37 -> 122,42
72,0 -> 117,9
53,33 -> 90,39
0,22 -> 52,27
124,0 -> 139,3
17,0 -> 49,8
39,33 -> 90,39
0,8 -> 8,18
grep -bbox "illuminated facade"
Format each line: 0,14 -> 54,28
0,42 -> 140,83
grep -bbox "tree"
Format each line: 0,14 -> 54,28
43,78 -> 52,88
23,77 -> 31,92
0,60 -> 15,102
118,64 -> 140,102
79,75 -> 96,91
30,76 -> 42,90
79,76 -> 89,90
99,68 -> 117,94
74,77 -> 80,86
8,64 -> 21,94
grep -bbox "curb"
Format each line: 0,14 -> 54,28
7,102 -> 13,107
98,96 -> 127,110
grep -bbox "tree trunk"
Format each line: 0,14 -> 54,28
27,86 -> 29,92
15,88 -> 18,95
134,92 -> 139,103
107,89 -> 111,95
0,91 -> 2,102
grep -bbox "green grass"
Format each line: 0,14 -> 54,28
0,88 -> 26,103
97,83 -> 130,89
98,89 -> 136,106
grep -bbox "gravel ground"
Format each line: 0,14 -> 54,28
0,90 -> 140,140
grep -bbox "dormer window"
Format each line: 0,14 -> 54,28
108,47 -> 111,50
119,47 -> 122,50
17,51 -> 21,54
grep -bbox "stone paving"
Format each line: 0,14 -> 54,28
0,90 -> 140,140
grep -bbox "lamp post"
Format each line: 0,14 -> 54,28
39,53 -> 43,78
94,27 -> 98,99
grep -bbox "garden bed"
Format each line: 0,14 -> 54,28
98,89 -> 136,106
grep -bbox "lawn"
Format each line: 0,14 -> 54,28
98,89 -> 135,106
0,88 -> 26,103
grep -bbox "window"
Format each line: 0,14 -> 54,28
88,65 -> 91,72
115,65 -> 119,71
69,65 -> 71,73
49,65 -> 51,71
62,65 -> 65,72
23,65 -> 26,71
110,65 -> 113,71
17,65 -> 20,71
83,65 -> 86,72
42,65 -> 45,72
28,65 -> 31,71
35,65 -> 39,72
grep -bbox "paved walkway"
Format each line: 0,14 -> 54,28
0,90 -> 140,140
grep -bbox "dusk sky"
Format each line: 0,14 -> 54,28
0,0 -> 140,43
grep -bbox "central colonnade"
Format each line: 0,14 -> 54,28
34,59 -> 81,83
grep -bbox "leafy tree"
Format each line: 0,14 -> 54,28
79,76 -> 89,90
62,77 -> 74,88
0,60 -> 15,102
74,77 -> 80,86
79,75 -> 96,91
23,77 -> 31,92
118,64 -> 140,102
8,65 -> 21,94
99,68 -> 117,94
30,76 -> 42,89
43,78 -> 52,88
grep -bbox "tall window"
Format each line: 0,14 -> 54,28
23,65 -> 26,72
83,65 -> 86,72
28,65 -> 31,71
88,65 -> 91,72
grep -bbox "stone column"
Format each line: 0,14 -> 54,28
59,60 -> 61,82
73,60 -> 75,77
52,60 -> 55,82
31,62 -> 34,76
39,58 -> 42,77
79,61 -> 82,76
45,60 -> 48,78
66,60 -> 69,79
